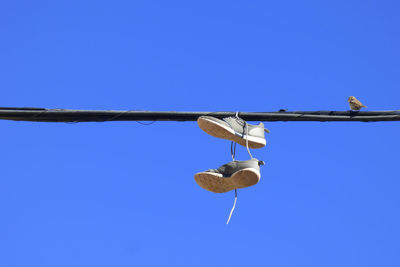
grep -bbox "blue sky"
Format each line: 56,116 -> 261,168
1,1 -> 399,266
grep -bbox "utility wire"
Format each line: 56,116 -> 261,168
0,107 -> 399,122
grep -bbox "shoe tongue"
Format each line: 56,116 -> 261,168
258,122 -> 271,133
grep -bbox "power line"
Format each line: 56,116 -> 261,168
0,107 -> 399,123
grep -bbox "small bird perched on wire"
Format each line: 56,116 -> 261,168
348,96 -> 367,111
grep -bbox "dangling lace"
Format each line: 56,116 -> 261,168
230,141 -> 237,161
226,188 -> 237,224
232,112 -> 253,159
244,122 -> 253,159
226,113 -> 241,224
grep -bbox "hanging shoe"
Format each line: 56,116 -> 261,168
194,158 -> 264,193
197,116 -> 269,149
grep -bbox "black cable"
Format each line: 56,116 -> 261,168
0,108 -> 400,122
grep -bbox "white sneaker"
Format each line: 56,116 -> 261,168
197,116 -> 269,149
194,158 -> 264,193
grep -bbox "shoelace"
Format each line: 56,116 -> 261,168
226,188 -> 237,224
226,112 -> 253,224
228,138 -> 237,224
244,122 -> 253,159
226,115 -> 253,159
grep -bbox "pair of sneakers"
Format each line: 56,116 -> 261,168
194,115 -> 269,193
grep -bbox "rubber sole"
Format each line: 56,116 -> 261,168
197,117 -> 266,149
194,168 -> 260,193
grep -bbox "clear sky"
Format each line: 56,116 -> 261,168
1,1 -> 399,266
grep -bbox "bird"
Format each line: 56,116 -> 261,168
348,96 -> 367,111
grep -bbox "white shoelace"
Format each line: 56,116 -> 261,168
226,113 -> 253,224
245,122 -> 253,159
226,188 -> 237,224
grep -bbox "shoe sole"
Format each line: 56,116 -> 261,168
197,117 -> 266,149
194,168 -> 260,193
